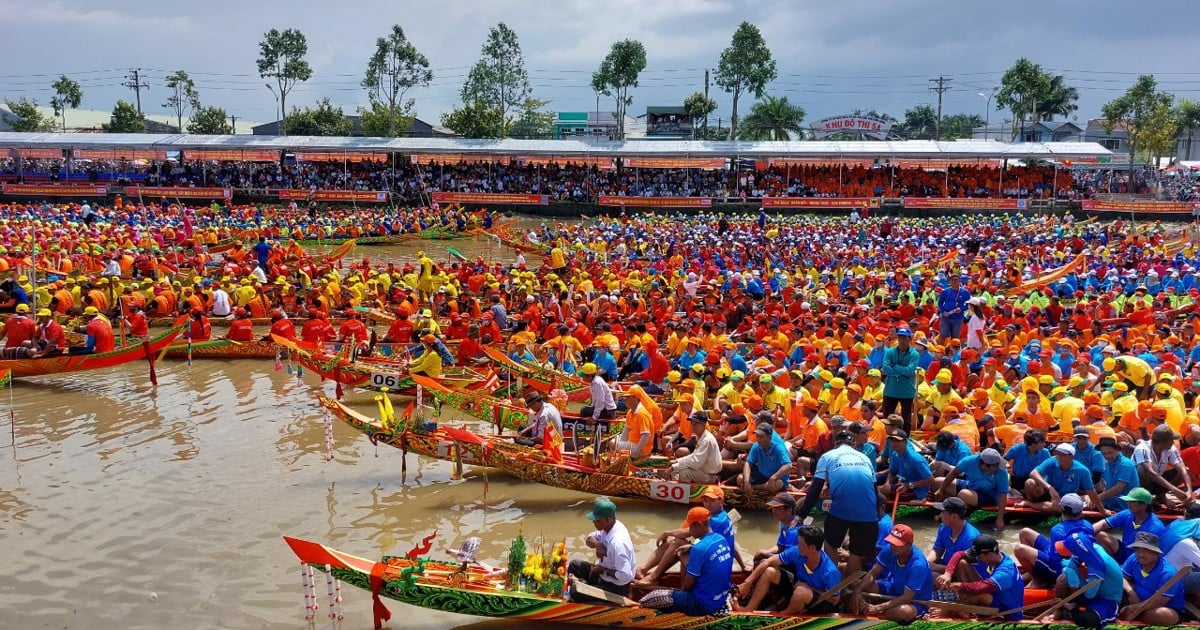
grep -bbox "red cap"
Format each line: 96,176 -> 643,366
884,524 -> 914,546
681,506 -> 711,528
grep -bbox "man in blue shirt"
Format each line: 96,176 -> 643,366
734,525 -> 842,614
638,507 -> 733,616
1119,532 -> 1183,625
251,236 -> 272,270
1097,437 -> 1141,511
937,275 -> 971,344
739,422 -> 792,494
1057,531 -> 1123,628
752,492 -> 800,565
881,328 -> 920,432
882,431 -> 935,501
936,534 -> 1025,620
934,447 -> 1009,531
1005,430 -> 1050,488
634,486 -> 745,587
797,431 -> 879,577
1023,443 -> 1105,515
931,431 -> 973,476
1093,486 -> 1166,563
1014,493 -> 1094,587
1162,501 -> 1200,569
852,524 -> 934,623
927,497 -> 980,573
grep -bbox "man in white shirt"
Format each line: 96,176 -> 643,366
671,413 -> 722,483
581,363 -> 617,420
568,497 -> 636,602
210,282 -> 232,318
1134,425 -> 1192,504
516,390 -> 563,454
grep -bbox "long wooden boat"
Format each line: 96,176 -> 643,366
1,317 -> 187,378
284,536 -> 1076,630
481,346 -> 591,401
162,338 -> 282,360
278,336 -> 490,394
411,374 -> 624,435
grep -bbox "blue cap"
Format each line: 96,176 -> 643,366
896,328 -> 913,338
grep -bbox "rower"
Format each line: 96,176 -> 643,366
933,447 -> 1009,532
226,308 -> 255,342
1119,532 -> 1184,625
1013,493 -> 1093,587
737,422 -> 792,495
1054,531 -> 1123,627
72,306 -> 115,354
796,429 -> 879,578
637,506 -> 733,617
753,492 -> 801,564
850,524 -> 933,623
634,486 -> 744,587
406,334 -> 443,378
935,534 -> 1025,620
566,498 -> 636,602
734,525 -> 842,614
1093,486 -> 1165,563
516,390 -> 563,455
879,430 -> 934,502
1021,443 -> 1105,515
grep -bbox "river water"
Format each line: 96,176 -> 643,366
0,221 -> 1020,629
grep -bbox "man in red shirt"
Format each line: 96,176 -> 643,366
300,310 -> 335,345
34,308 -> 67,356
383,313 -> 414,344
78,306 -> 115,353
226,308 -> 255,342
3,303 -> 37,350
264,309 -> 296,341
189,308 -> 212,341
336,311 -> 369,346
124,304 -> 150,340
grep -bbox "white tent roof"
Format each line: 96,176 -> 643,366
0,132 -> 1115,159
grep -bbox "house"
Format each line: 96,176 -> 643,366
642,106 -> 692,139
1177,126 -> 1200,161
553,111 -> 643,140
972,120 -> 1081,143
1082,118 -> 1129,153
252,115 -> 453,138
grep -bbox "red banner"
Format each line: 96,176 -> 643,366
903,197 -> 1027,210
293,152 -> 389,163
9,148 -> 63,160
127,186 -> 232,200
597,195 -> 713,208
624,157 -> 727,169
277,189 -> 390,202
2,183 -> 108,196
184,149 -> 279,162
72,148 -> 166,161
430,192 -> 547,206
1082,199 -> 1199,214
762,197 -> 880,208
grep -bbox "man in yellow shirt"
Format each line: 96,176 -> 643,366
1114,355 -> 1154,397
406,334 -> 443,378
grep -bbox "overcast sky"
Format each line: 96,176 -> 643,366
2,0 -> 1198,129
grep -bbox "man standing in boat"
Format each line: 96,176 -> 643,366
567,497 -> 636,602
796,430 -> 879,578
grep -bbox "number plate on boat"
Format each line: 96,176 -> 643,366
370,371 -> 400,389
649,481 -> 691,504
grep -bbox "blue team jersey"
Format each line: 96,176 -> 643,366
933,522 -> 980,565
777,518 -> 800,550
1074,443 -> 1104,474
888,447 -> 934,499
875,545 -> 934,602
1005,443 -> 1050,476
709,509 -> 735,551
779,547 -> 841,592
875,514 -> 894,551
979,555 -> 1025,619
1121,555 -> 1184,609
1035,459 -> 1094,495
956,454 -> 1010,496
1100,455 -> 1140,511
934,439 -> 972,467
1161,518 -> 1200,556
1103,510 -> 1166,549
748,435 -> 792,487
814,445 -> 878,522
686,532 -> 733,614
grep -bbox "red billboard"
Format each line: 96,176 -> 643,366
430,192 -> 548,205
597,196 -> 713,208
761,197 -> 879,208
903,197 -> 1027,210
1082,200 -> 1198,214
277,190 -> 390,202
2,184 -> 108,196
127,186 -> 231,199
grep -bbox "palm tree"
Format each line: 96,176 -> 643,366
1038,75 -> 1079,121
739,95 -> 806,140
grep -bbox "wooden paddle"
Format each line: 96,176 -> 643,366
1031,578 -> 1102,621
1123,565 -> 1191,620
809,570 -> 865,609
863,592 -> 999,617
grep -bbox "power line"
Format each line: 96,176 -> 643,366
929,76 -> 952,140
122,68 -> 150,114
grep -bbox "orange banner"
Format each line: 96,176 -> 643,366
293,152 -> 389,163
623,157 -> 727,169
892,159 -> 1000,169
1082,199 -> 1198,214
903,197 -> 1026,210
9,148 -> 63,159
184,149 -> 279,162
597,195 -> 712,208
72,149 -> 166,161
765,158 -> 874,168
127,186 -> 231,200
277,190 -> 390,202
411,154 -> 511,166
761,197 -> 880,208
516,156 -> 615,169
3,184 -> 108,196
430,192 -> 547,205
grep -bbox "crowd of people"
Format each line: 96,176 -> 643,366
1,157 -> 1091,201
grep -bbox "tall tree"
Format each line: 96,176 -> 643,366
714,22 -> 777,141
1174,99 -> 1200,160
187,105 -> 233,134
257,28 -> 313,134
940,113 -> 986,140
738,95 -> 805,140
591,40 -> 646,140
285,98 -> 352,136
508,98 -> 555,139
50,75 -> 82,132
362,25 -> 432,137
1102,74 -> 1174,167
440,100 -> 503,139
103,100 -> 146,132
683,91 -> 718,138
896,105 -> 937,139
4,98 -> 54,132
1138,101 -> 1179,165
1039,75 -> 1079,121
995,58 -> 1077,140
461,23 -> 531,138
162,70 -> 200,133
359,100 -> 414,137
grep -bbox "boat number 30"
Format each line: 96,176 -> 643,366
649,481 -> 691,504
371,372 -> 399,389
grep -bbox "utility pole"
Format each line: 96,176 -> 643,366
229,115 -> 237,134
929,76 -> 951,140
703,69 -> 710,133
123,68 -> 150,114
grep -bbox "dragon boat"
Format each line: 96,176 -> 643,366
0,317 -> 187,378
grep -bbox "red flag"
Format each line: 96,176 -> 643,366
405,530 -> 437,559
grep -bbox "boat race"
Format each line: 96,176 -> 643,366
4,2 -> 1200,629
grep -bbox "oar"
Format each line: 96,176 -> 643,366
809,570 -> 865,609
141,337 -> 158,386
1031,578 -> 1102,621
890,483 -> 902,522
1123,565 -> 1191,621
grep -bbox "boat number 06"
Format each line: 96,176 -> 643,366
370,372 -> 399,389
649,481 -> 691,504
